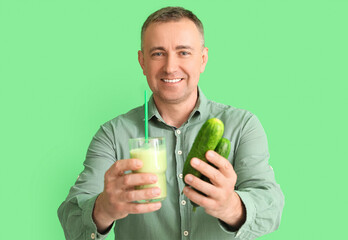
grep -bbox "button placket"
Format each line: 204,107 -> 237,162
175,127 -> 190,239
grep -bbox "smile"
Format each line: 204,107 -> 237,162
161,78 -> 183,83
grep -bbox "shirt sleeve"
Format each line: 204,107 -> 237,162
57,124 -> 116,240
218,114 -> 285,239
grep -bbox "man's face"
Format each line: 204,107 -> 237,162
138,18 -> 208,105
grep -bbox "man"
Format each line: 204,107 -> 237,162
58,7 -> 284,240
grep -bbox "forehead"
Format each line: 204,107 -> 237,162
142,18 -> 202,50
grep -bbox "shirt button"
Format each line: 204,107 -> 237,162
181,200 -> 186,205
236,231 -> 241,238
178,150 -> 182,155
178,173 -> 183,178
91,233 -> 95,239
157,118 -> 161,122
184,231 -> 189,236
176,129 -> 181,134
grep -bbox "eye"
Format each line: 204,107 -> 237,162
152,52 -> 164,57
180,51 -> 190,56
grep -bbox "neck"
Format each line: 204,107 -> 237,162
154,93 -> 198,128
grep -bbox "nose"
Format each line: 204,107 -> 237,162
163,53 -> 178,74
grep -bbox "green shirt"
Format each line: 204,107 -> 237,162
58,87 -> 284,240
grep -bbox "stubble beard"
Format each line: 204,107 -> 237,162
154,86 -> 198,107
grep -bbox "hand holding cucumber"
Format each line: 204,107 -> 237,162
183,150 -> 246,228
182,118 -> 246,228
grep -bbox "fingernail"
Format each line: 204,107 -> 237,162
191,158 -> 200,166
150,175 -> 158,183
207,150 -> 215,157
183,187 -> 189,193
153,202 -> 161,210
136,160 -> 143,168
185,175 -> 193,183
152,188 -> 160,195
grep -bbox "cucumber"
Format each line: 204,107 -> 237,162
193,137 -> 231,211
214,137 -> 231,159
182,118 -> 225,212
183,118 -> 224,180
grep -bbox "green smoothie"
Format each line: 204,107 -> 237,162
130,146 -> 167,202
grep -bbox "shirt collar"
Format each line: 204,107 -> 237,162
192,86 -> 208,120
147,86 -> 209,124
148,95 -> 159,121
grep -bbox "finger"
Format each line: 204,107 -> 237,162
121,187 -> 161,202
205,150 -> 235,178
184,174 -> 217,197
190,158 -> 224,186
183,186 -> 215,209
122,173 -> 158,187
107,159 -> 143,179
127,202 -> 162,214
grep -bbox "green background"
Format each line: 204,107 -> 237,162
1,0 -> 347,239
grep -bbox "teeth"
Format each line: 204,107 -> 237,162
162,78 -> 182,83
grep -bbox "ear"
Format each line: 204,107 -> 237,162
200,47 -> 209,73
138,50 -> 146,75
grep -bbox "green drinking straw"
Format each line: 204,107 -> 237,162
144,90 -> 148,143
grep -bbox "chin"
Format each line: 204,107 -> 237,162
160,93 -> 189,104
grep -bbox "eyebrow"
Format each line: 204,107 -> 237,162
149,47 -> 166,53
149,45 -> 194,53
176,45 -> 194,50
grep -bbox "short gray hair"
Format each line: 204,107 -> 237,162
141,6 -> 205,50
